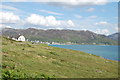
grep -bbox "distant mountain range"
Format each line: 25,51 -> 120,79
107,32 -> 120,40
2,28 -> 118,45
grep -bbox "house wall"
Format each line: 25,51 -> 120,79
18,36 -> 25,41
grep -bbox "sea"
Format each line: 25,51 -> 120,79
49,45 -> 119,61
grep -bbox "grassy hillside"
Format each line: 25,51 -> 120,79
1,36 -> 118,79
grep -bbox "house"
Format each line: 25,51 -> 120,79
18,35 -> 25,41
10,34 -> 26,41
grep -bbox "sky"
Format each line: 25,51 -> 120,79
0,0 -> 119,35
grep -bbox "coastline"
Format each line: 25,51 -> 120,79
49,44 -> 119,61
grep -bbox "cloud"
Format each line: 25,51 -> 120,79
86,8 -> 95,12
25,14 -> 74,27
114,17 -> 118,19
26,14 -> 60,26
37,9 -> 64,15
2,0 -> 27,2
95,21 -> 109,25
89,16 -> 97,18
46,0 -> 108,8
0,24 -> 12,29
95,29 -> 110,35
2,0 -> 108,4
0,12 -> 20,23
0,5 -> 20,11
94,21 -> 117,32
3,0 -> 119,4
67,20 -> 75,27
115,27 -> 120,32
74,14 -> 82,18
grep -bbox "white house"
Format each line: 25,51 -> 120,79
10,35 -> 26,41
17,35 -> 25,41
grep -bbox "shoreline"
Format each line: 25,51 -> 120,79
48,44 -> 119,46
49,44 -> 119,61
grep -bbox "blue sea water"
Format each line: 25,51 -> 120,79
49,45 -> 119,61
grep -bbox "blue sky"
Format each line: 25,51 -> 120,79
0,1 -> 119,35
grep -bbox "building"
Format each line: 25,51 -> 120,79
18,35 -> 25,41
10,34 -> 26,41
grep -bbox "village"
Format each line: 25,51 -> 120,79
30,40 -> 76,45
7,34 -> 77,45
7,34 -> 105,45
7,34 -> 98,45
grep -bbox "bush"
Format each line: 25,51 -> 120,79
2,70 -> 18,79
2,70 -> 31,79
22,48 -> 25,50
2,69 -> 52,79
49,52 -> 58,56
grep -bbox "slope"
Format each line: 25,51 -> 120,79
1,36 -> 118,79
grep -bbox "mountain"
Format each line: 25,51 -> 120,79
108,32 -> 120,40
2,28 -> 117,45
1,36 -> 118,78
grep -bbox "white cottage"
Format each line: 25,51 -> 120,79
18,35 -> 25,41
11,35 -> 26,41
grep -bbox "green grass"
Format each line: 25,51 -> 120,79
1,36 -> 118,79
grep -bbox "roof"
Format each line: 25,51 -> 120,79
10,34 -> 24,39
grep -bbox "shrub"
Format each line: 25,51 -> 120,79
49,52 -> 58,56
2,70 -> 31,79
40,74 -> 51,79
22,48 -> 25,50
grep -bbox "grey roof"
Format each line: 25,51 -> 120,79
10,34 -> 22,39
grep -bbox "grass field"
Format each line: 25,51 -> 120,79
1,36 -> 118,79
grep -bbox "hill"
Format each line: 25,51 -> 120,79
108,32 -> 120,40
1,36 -> 118,79
2,28 -> 117,45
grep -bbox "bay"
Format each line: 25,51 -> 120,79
49,45 -> 119,61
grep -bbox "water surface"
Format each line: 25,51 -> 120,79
49,45 -> 119,61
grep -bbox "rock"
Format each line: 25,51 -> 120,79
96,70 -> 102,73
